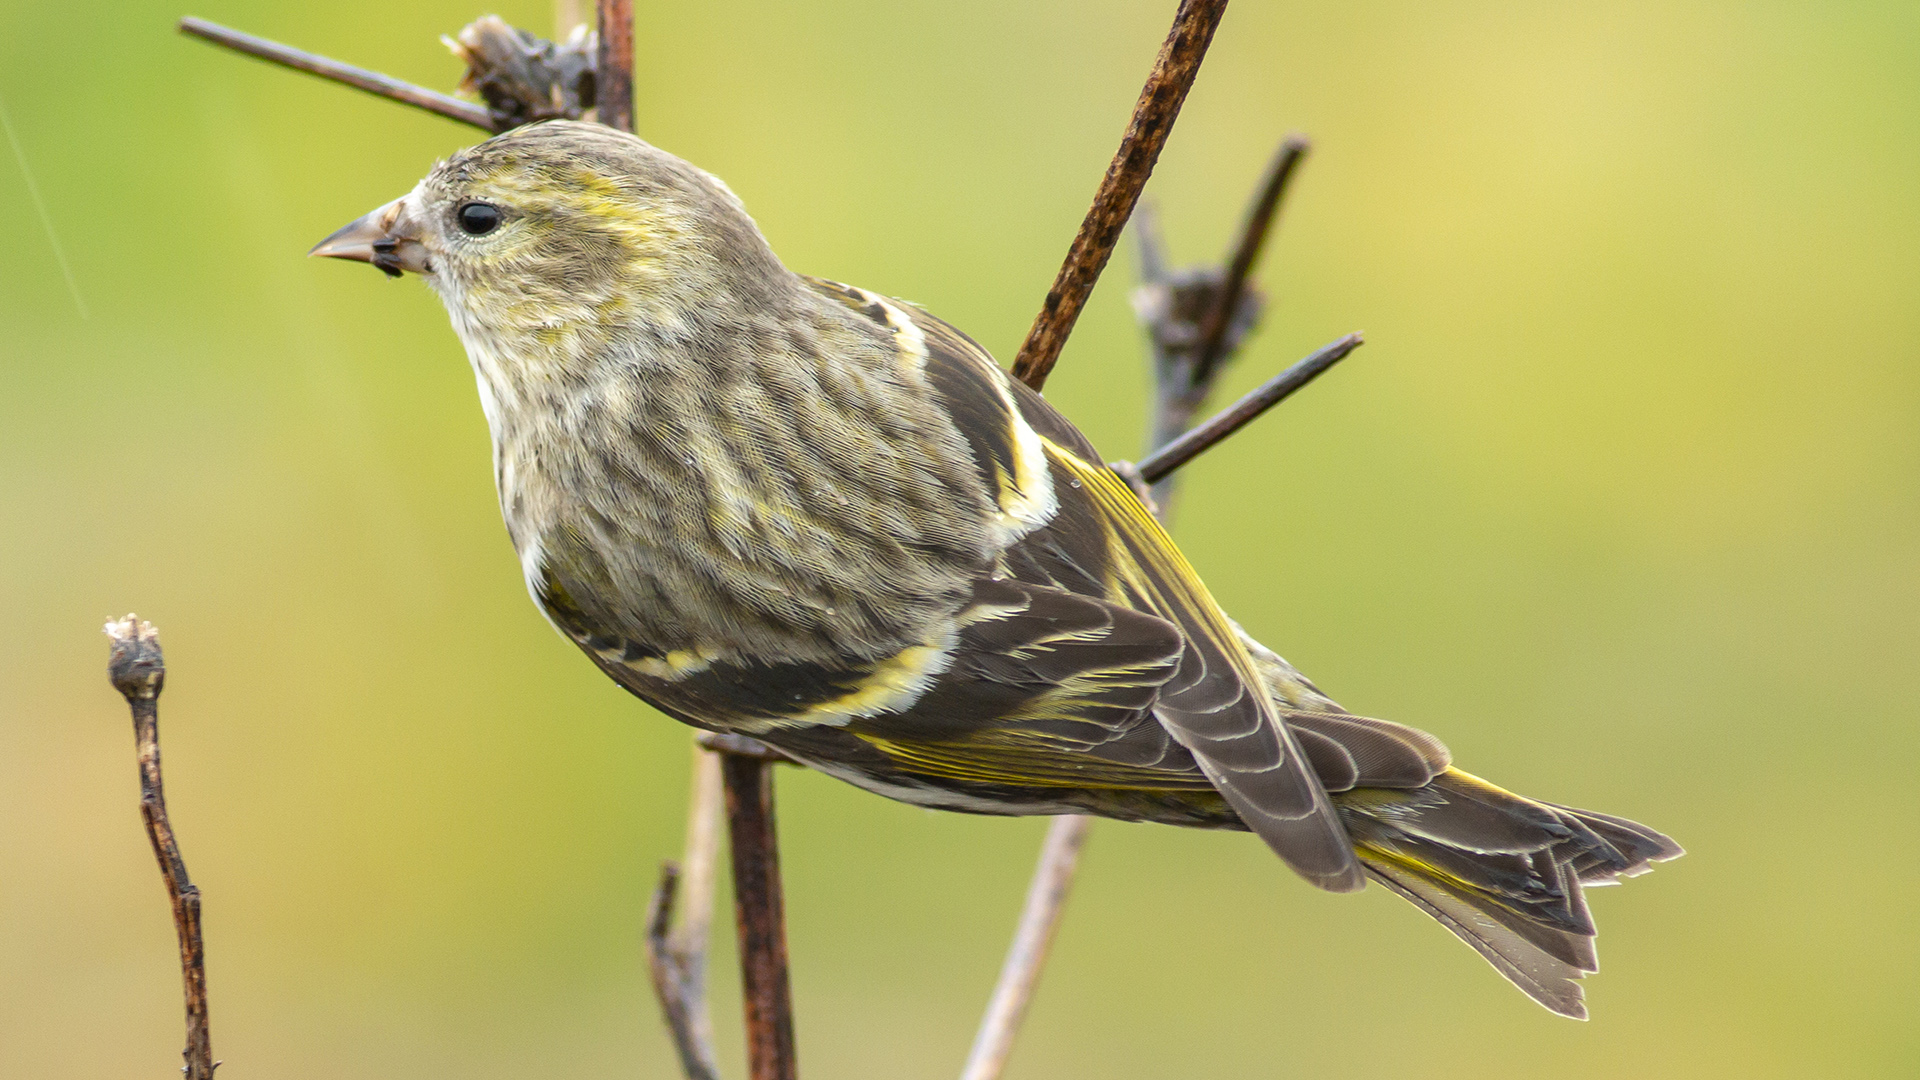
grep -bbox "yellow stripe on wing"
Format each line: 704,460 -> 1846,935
854,730 -> 1218,790
1039,440 -> 1270,697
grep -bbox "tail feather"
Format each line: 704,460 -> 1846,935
1236,632 -> 1681,1016
1339,768 -> 1681,1018
1546,803 -> 1686,884
1364,858 -> 1595,1019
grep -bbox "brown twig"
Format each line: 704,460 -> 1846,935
645,740 -> 726,1080
722,754 -> 799,1080
594,0 -> 635,132
105,616 -> 217,1080
177,17 -> 495,131
677,747 -> 724,1046
1133,209 -> 1263,497
1132,136 -> 1311,506
1135,333 -> 1363,485
958,815 -> 1090,1080
1009,0 -> 1231,392
647,862 -> 723,1080
1189,136 -> 1310,385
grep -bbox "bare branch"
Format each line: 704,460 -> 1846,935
646,864 -> 723,1080
105,615 -> 217,1080
1010,0 -> 1231,392
177,18 -> 495,131
1136,333 -> 1363,485
672,746 -> 723,1044
645,740 -> 726,1080
1189,136 -> 1309,385
1131,135 -> 1310,507
594,0 -> 636,132
959,815 -> 1091,1080
722,755 -> 799,1080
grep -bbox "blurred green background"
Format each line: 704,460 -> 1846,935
4,0 -> 1916,1076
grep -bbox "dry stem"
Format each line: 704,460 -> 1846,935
105,616 -> 216,1080
1134,332 -> 1363,486
722,755 -> 799,1080
958,815 -> 1091,1080
1009,0 -> 1231,392
1188,137 -> 1310,386
177,18 -> 494,130
594,0 -> 635,132
645,743 -> 725,1080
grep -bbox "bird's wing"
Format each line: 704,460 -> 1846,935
807,281 -> 1362,891
549,278 -> 1360,890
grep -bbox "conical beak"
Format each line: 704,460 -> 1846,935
310,196 -> 432,278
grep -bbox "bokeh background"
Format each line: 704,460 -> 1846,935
3,0 -> 1916,1076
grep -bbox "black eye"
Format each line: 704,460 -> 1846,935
456,202 -> 502,236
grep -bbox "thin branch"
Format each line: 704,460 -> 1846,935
958,815 -> 1091,1080
1136,333 -> 1363,485
722,755 -> 799,1080
1133,135 -> 1310,507
1189,136 -> 1309,385
177,18 -> 495,131
672,745 -> 723,1043
1010,0 -> 1231,392
645,743 -> 725,1080
105,616 -> 217,1080
647,864 -> 723,1080
594,0 -> 635,132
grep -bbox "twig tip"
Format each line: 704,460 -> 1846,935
105,614 -> 165,700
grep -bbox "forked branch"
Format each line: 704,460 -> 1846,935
1188,137 -> 1310,386
646,744 -> 725,1080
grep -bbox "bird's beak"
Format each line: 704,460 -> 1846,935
310,196 -> 433,278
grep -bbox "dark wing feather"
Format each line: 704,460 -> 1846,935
910,302 -> 1364,891
843,576 -> 1217,791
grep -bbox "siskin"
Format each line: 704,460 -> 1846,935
313,120 -> 1679,1018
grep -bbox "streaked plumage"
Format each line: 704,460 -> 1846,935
314,119 -> 1680,1018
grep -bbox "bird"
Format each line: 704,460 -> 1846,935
312,119 -> 1679,1018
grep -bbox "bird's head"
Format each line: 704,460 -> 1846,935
312,120 -> 790,371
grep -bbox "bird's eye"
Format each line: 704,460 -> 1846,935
456,202 -> 502,236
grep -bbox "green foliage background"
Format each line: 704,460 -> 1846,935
4,1 -> 1915,1076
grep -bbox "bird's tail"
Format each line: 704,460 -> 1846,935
1334,768 -> 1682,1018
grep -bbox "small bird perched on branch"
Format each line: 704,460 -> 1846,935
314,120 -> 1678,1018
